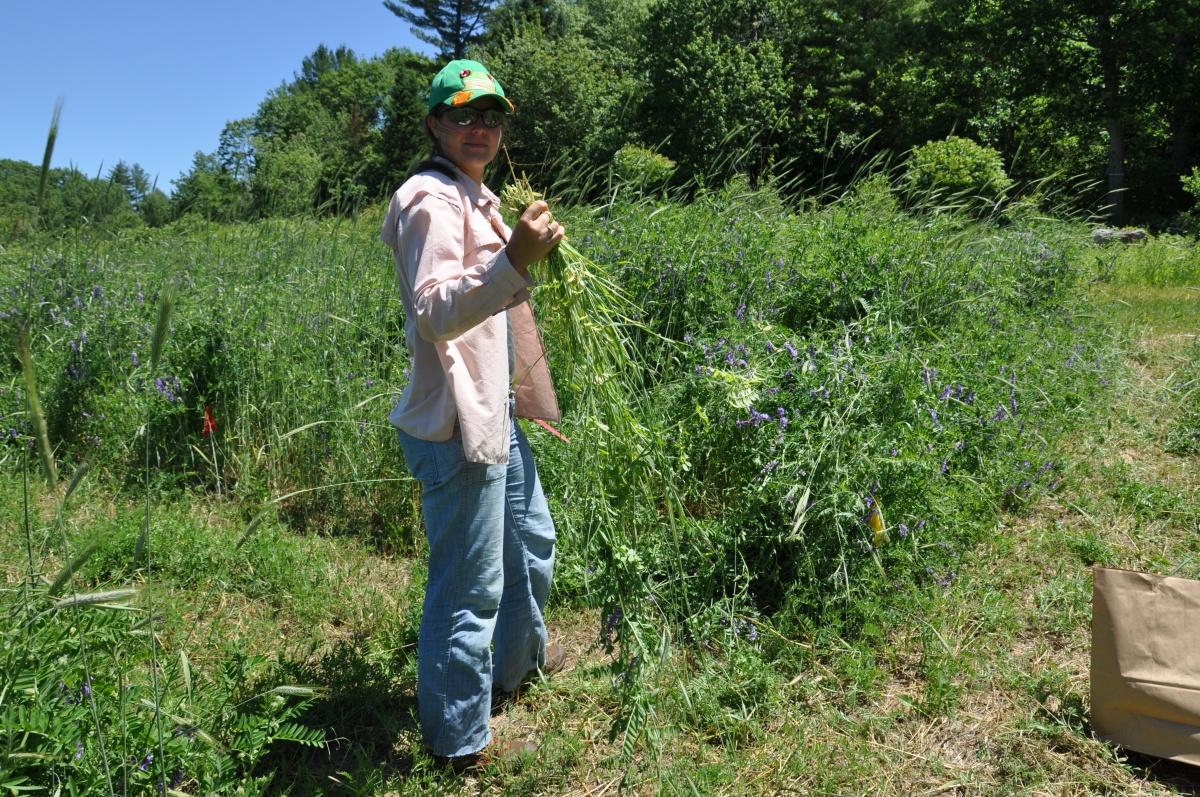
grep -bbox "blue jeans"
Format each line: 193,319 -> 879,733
396,408 -> 556,757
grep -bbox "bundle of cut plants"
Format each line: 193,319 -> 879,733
501,175 -> 651,473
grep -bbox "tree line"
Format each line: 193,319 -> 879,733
4,0 -> 1197,239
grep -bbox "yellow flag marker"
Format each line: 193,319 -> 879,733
866,498 -> 886,547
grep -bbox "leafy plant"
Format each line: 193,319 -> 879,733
903,136 -> 1014,211
612,144 -> 676,195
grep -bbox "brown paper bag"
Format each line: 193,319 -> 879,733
1091,566 -> 1200,766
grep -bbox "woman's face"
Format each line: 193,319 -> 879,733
427,97 -> 505,182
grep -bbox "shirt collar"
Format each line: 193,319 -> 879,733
432,155 -> 499,211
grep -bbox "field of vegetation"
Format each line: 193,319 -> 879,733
2,168 -> 1198,795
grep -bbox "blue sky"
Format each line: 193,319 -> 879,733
1,1 -> 431,193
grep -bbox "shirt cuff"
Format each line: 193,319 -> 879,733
490,247 -> 532,293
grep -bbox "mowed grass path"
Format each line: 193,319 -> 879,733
2,284 -> 1197,795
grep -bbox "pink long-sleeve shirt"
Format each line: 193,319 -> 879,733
380,158 -> 560,464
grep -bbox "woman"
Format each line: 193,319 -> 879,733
379,59 -> 566,767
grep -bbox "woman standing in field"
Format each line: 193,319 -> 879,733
379,59 -> 567,769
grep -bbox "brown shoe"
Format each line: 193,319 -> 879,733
541,642 -> 568,677
441,737 -> 538,773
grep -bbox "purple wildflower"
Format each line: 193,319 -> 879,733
897,523 -> 909,537
735,303 -> 746,320
784,342 -> 798,359
992,405 -> 1008,422
939,385 -> 953,400
131,351 -> 140,367
765,341 -> 776,354
138,753 -> 153,771
91,285 -> 104,300
922,366 -> 938,387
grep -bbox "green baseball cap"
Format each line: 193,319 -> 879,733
426,59 -> 515,114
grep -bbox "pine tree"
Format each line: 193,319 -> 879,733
383,0 -> 494,60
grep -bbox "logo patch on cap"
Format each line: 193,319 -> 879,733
462,73 -> 497,93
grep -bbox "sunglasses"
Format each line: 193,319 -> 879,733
441,107 -> 508,128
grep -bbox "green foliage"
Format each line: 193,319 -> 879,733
0,579 -> 322,794
172,151 -> 249,222
480,22 -> 636,189
612,144 -> 676,194
1184,167 -> 1200,201
903,136 -> 1014,209
251,136 -> 323,217
384,0 -> 493,59
377,51 -> 437,191
639,0 -> 794,184
1102,234 -> 1200,287
0,159 -> 156,240
1179,167 -> 1200,234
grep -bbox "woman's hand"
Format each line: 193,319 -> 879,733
505,200 -> 565,276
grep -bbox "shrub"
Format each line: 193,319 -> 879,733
1177,167 -> 1200,235
612,144 -> 676,194
904,136 -> 1013,210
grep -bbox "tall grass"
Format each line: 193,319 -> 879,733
1,116 -> 326,796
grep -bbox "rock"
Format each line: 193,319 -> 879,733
1092,227 -> 1149,244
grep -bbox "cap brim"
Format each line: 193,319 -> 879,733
446,89 -> 514,113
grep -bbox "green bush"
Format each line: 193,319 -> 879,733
1178,167 -> 1200,235
904,136 -> 1014,209
612,144 -> 676,194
